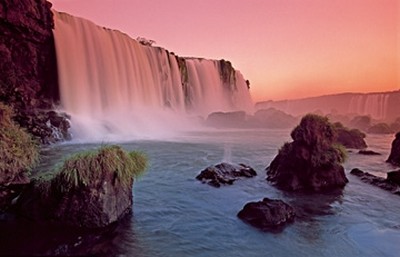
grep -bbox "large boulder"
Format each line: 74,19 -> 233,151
237,198 -> 295,232
387,132 -> 400,166
196,162 -> 256,187
266,114 -> 348,192
16,145 -> 147,228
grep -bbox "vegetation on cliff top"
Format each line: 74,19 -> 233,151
0,102 -> 39,185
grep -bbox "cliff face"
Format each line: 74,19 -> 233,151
0,0 -> 68,143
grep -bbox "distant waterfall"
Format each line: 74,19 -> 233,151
348,93 -> 390,120
52,11 -> 253,140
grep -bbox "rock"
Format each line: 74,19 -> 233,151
333,122 -> 367,149
387,132 -> 400,166
16,145 -> 147,228
237,198 -> 295,232
387,170 -> 400,186
205,111 -> 247,128
367,123 -> 393,134
350,168 -> 400,194
266,114 -> 348,192
358,150 -> 381,155
349,115 -> 371,132
249,108 -> 298,129
196,162 -> 257,187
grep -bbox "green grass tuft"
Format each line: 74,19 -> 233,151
51,145 -> 147,192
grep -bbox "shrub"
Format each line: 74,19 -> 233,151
290,114 -> 336,147
0,102 -> 39,185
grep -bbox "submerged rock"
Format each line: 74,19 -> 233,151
196,162 -> 257,187
387,132 -> 400,166
266,114 -> 348,192
237,198 -> 295,232
358,150 -> 381,156
16,145 -> 147,228
350,168 -> 400,195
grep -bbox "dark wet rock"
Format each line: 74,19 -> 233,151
358,150 -> 381,156
266,114 -> 348,192
196,162 -> 257,187
387,132 -> 400,166
333,122 -> 367,149
350,168 -> 400,195
237,198 -> 295,232
387,170 -> 400,186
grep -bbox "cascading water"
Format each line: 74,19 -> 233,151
52,11 -> 253,141
348,93 -> 390,120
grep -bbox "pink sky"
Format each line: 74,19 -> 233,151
49,0 -> 399,102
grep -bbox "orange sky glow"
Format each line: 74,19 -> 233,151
50,0 -> 399,102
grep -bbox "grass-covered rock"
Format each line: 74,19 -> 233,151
17,145 -> 147,228
266,114 -> 348,192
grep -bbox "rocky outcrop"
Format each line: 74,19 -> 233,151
196,162 -> 257,187
387,132 -> 400,166
266,114 -> 348,192
237,198 -> 295,232
16,146 -> 147,228
0,0 -> 69,143
333,122 -> 367,149
350,168 -> 400,195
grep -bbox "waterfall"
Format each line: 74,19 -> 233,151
52,11 -> 253,141
348,93 -> 390,120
